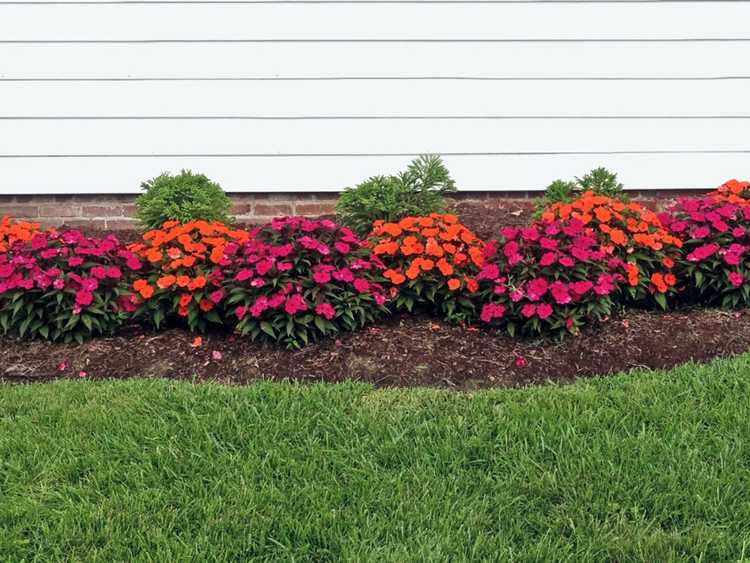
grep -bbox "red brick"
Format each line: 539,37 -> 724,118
105,219 -> 139,230
230,203 -> 253,215
39,205 -> 79,218
295,202 -> 336,216
82,205 -> 123,217
255,203 -> 293,216
0,205 -> 39,219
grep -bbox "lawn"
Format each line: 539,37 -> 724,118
2,358 -> 750,561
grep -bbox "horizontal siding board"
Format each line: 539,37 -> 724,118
3,43 -> 750,80
2,4 -> 750,41
3,119 -> 749,153
1,154 -> 745,194
4,80 -> 750,116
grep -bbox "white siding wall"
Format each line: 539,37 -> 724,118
0,0 -> 748,194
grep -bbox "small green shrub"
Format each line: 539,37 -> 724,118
534,167 -> 626,217
336,155 -> 456,236
135,170 -> 232,230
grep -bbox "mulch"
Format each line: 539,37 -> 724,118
3,201 -> 749,389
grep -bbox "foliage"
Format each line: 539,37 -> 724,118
659,196 -> 750,307
0,227 -> 133,343
534,167 -> 626,216
540,192 -> 682,308
707,178 -> 750,206
336,155 -> 457,236
476,219 -> 622,336
126,220 -> 252,332
225,216 -> 389,348
368,213 -> 483,321
135,170 -> 232,230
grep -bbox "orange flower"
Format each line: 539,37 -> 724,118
447,278 -> 461,291
179,293 -> 192,307
664,273 -> 677,286
156,275 -> 176,289
437,258 -> 453,276
199,299 -> 214,312
465,278 -> 478,293
609,229 -> 628,246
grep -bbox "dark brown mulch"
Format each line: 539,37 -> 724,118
450,199 -> 536,240
2,308 -> 749,388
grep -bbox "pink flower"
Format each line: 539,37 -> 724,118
313,270 -> 331,284
209,289 -> 225,304
477,263 -> 500,281
334,242 -> 351,254
126,257 -> 142,271
30,233 -> 48,251
500,227 -> 519,240
509,289 -> 524,302
692,226 -> 710,239
353,278 -> 370,293
236,269 -> 254,282
559,256 -> 575,268
549,281 -> 571,305
75,290 -> 94,307
537,303 -> 553,320
514,355 -> 527,368
521,303 -> 536,318
106,266 -> 122,279
211,351 -> 223,362
728,271 -> 744,288
526,278 -> 548,301
540,252 -> 556,267
80,278 -> 99,292
480,303 -> 505,323
333,268 -> 354,282
250,296 -> 269,317
315,302 -> 336,320
251,278 -> 265,288
255,260 -> 273,276
53,279 -> 65,290
521,227 -> 540,241
91,266 -> 107,279
68,257 -> 84,267
284,294 -> 308,315
374,293 -> 386,306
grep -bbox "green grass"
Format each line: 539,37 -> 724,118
2,359 -> 750,562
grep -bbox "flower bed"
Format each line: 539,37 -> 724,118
3,178 -> 750,347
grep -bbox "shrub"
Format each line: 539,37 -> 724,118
126,220 -> 252,331
476,219 -> 622,336
336,155 -> 456,236
534,167 -> 626,216
225,216 -> 389,348
707,178 -> 750,206
136,170 -> 232,230
368,213 -> 483,321
659,197 -> 750,307
540,193 -> 682,308
0,226 -> 133,343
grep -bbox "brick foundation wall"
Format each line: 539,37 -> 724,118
0,190 -> 705,230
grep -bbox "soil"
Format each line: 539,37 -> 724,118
5,201 -> 747,389
2,308 -> 748,389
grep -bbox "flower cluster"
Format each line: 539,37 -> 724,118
225,216 -> 388,347
368,213 -> 483,320
540,192 -> 682,307
0,216 -> 42,253
707,179 -> 750,206
659,197 -> 750,307
0,227 -> 132,342
126,220 -> 252,331
476,219 -> 623,335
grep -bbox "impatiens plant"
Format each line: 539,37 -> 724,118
708,179 -> 750,206
225,216 -> 389,348
476,219 -> 623,336
0,216 -> 42,253
540,192 -> 682,308
659,197 -> 750,307
126,220 -> 252,331
368,213 -> 483,321
0,225 -> 133,343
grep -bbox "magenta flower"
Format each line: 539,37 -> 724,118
537,303 -> 553,320
315,302 -> 336,320
75,290 -> 94,307
729,271 -> 744,287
